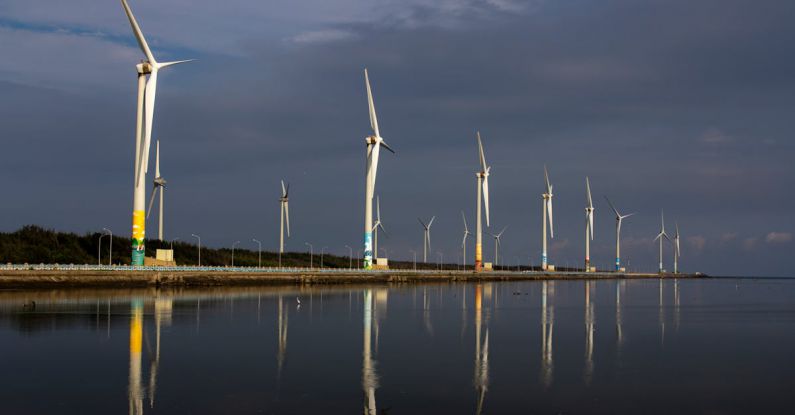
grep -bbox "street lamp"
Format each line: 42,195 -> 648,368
321,246 -> 327,268
410,249 -> 417,271
437,251 -> 443,271
305,243 -> 314,269
191,234 -> 201,266
345,245 -> 353,268
232,241 -> 240,267
252,238 -> 262,268
102,228 -> 113,266
357,250 -> 361,269
98,232 -> 105,266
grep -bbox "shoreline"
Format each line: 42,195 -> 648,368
0,268 -> 705,289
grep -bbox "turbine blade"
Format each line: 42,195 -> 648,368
547,198 -> 554,238
604,196 -> 621,218
654,233 -> 662,242
365,68 -> 379,137
369,140 -> 381,189
589,211 -> 594,240
477,132 -> 487,172
379,139 -> 395,154
427,230 -> 431,252
622,212 -> 636,219
139,68 -> 158,182
544,165 -> 552,193
120,0 -> 155,64
378,222 -> 387,237
281,180 -> 286,198
483,175 -> 490,227
428,216 -> 436,228
586,177 -> 593,208
146,187 -> 158,219
285,202 -> 290,237
462,211 -> 469,232
418,218 -> 427,229
376,196 -> 381,222
155,140 -> 160,178
498,226 -> 507,237
157,59 -> 194,69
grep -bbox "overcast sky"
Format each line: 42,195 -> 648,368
0,0 -> 793,276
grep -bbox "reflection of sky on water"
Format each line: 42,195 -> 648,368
1,279 -> 794,413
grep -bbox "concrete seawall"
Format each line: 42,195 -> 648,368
0,269 -> 704,289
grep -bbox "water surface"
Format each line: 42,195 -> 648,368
1,278 -> 794,414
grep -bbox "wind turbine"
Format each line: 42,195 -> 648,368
653,210 -> 671,273
604,196 -> 635,272
488,226 -> 507,267
279,180 -> 290,262
372,196 -> 387,259
673,222 -> 681,274
541,166 -> 554,270
474,132 -> 491,272
461,211 -> 473,270
584,177 -> 594,271
121,0 -> 192,265
362,69 -> 395,270
146,140 -> 166,241
418,216 -> 435,263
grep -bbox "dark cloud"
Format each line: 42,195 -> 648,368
0,0 -> 793,276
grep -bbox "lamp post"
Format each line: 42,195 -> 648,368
170,237 -> 180,251
437,252 -> 443,271
98,232 -> 105,266
305,243 -> 313,269
232,241 -> 240,267
191,234 -> 201,266
252,238 -> 262,268
321,246 -> 327,268
345,245 -> 353,269
102,228 -> 113,266
410,249 -> 417,271
357,250 -> 361,269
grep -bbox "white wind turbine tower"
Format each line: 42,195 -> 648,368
121,0 -> 192,265
146,140 -> 166,241
604,196 -> 635,272
673,222 -> 681,274
474,132 -> 491,272
418,216 -> 435,263
584,177 -> 595,271
461,211 -> 473,270
279,180 -> 290,264
653,210 -> 671,273
489,227 -> 507,267
541,166 -> 555,270
372,196 -> 387,259
362,69 -> 395,270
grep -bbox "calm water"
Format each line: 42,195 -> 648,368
1,278 -> 794,414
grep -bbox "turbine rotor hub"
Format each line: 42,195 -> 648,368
136,62 -> 153,75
